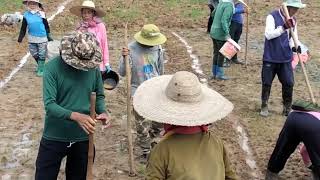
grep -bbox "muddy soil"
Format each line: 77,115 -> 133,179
1,0 -> 320,179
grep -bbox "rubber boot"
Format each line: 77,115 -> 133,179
211,65 -> 218,80
260,85 -> 271,117
36,60 -> 45,77
216,66 -> 229,80
265,170 -> 279,180
282,85 -> 293,116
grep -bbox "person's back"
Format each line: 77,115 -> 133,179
146,131 -> 237,180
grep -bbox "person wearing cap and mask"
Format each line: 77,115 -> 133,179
260,0 -> 305,117
18,0 -> 53,77
70,0 -> 110,73
35,32 -> 110,179
266,100 -> 320,180
210,0 -> 246,80
119,24 -> 167,161
133,71 -> 237,180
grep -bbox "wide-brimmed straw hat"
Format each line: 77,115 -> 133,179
23,0 -> 43,8
134,24 -> 167,46
133,71 -> 234,126
70,0 -> 106,18
283,0 -> 306,9
60,31 -> 102,71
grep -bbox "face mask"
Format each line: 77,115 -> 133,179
30,10 -> 38,14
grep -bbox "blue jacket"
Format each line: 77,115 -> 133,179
231,3 -> 245,24
23,11 -> 47,37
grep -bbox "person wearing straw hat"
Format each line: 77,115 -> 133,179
18,0 -> 53,77
35,32 -> 111,179
133,71 -> 237,179
70,0 -> 111,73
260,0 -> 305,117
266,100 -> 320,180
119,24 -> 167,161
210,0 -> 247,80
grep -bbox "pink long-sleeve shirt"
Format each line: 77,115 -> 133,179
87,22 -> 109,71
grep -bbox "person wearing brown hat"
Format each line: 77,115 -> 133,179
119,24 -> 167,161
133,71 -> 237,179
18,0 -> 53,77
70,0 -> 110,73
35,32 -> 110,179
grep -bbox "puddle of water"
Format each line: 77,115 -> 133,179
0,0 -> 74,89
171,32 -> 207,84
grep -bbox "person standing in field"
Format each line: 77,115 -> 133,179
18,0 -> 53,77
260,0 -> 305,117
119,24 -> 167,162
70,0 -> 111,73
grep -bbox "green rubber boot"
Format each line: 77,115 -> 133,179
36,60 -> 45,77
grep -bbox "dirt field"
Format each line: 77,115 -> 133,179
0,0 -> 319,179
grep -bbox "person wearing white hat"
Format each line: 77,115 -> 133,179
119,24 -> 167,161
70,0 -> 110,73
133,71 -> 237,179
260,0 -> 305,117
18,0 -> 53,77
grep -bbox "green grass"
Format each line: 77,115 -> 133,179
0,0 -> 23,14
183,8 -> 206,20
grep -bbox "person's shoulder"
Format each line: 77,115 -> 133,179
46,56 -> 62,69
207,131 -> 224,145
23,11 -> 29,16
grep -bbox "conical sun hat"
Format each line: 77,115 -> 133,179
283,0 -> 306,9
133,71 -> 234,126
23,0 -> 43,8
134,24 -> 167,46
70,0 -> 106,18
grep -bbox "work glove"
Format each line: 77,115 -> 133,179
292,46 -> 302,54
47,33 -> 53,41
105,64 -> 111,73
283,18 -> 294,30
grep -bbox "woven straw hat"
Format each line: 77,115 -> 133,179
134,24 -> 167,46
70,0 -> 106,18
60,31 -> 102,71
133,71 -> 234,126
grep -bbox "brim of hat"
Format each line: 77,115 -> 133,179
23,0 -> 43,6
237,0 -> 248,7
133,75 -> 234,126
134,32 -> 167,46
283,2 -> 306,9
70,6 -> 106,17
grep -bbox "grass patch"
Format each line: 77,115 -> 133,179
183,8 -> 206,20
0,0 -> 23,14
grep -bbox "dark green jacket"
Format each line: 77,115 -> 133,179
42,56 -> 106,142
210,1 -> 234,41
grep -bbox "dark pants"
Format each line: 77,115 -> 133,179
212,38 -> 226,68
268,112 -> 320,176
229,21 -> 243,61
207,6 -> 214,33
35,138 -> 92,180
261,61 -> 294,106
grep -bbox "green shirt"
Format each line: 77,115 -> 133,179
210,1 -> 234,41
42,56 -> 106,142
146,131 -> 238,180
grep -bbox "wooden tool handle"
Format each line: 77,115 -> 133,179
86,92 -> 96,180
282,5 -> 316,103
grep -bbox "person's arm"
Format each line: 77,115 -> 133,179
42,18 -> 53,41
43,64 -> 73,120
146,145 -> 167,180
223,144 -> 238,180
265,15 -> 285,40
17,17 -> 27,43
95,69 -> 106,114
221,5 -> 234,39
289,22 -> 302,48
118,47 -> 131,77
158,46 -> 165,75
98,23 -> 110,70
